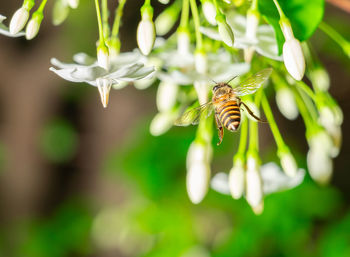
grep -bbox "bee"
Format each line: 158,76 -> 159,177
174,68 -> 272,145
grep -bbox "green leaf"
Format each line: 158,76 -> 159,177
258,0 -> 325,54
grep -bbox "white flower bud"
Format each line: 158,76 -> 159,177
308,130 -> 333,157
228,159 -> 245,199
25,13 -> 43,40
246,156 -> 263,208
96,78 -> 112,108
137,18 -> 156,55
245,11 -> 259,41
280,21 -> 305,81
194,51 -> 208,74
309,67 -> 330,92
307,148 -> 333,185
186,142 -> 211,204
252,201 -> 264,215
97,44 -> 110,70
177,30 -> 191,55
156,81 -> 178,112
150,111 -> 177,136
194,80 -> 210,105
202,0 -> 217,25
158,0 -> 170,4
216,16 -> 234,47
9,7 -> 29,34
275,87 -> 298,120
155,7 -> 178,36
279,150 -> 298,177
67,0 -> 79,9
187,161 -> 210,204
283,38 -> 305,81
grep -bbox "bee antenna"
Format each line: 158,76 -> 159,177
210,78 -> 218,84
226,75 -> 238,84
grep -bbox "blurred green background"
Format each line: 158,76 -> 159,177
0,0 -> 350,256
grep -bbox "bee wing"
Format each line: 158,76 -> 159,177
233,68 -> 273,96
174,102 -> 214,126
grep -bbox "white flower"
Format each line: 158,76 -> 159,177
228,158 -> 245,199
275,86 -> 298,120
211,162 -> 305,196
186,142 -> 212,204
202,0 -> 217,25
156,81 -> 178,112
137,18 -> 156,56
0,15 -> 25,37
25,13 -> 43,40
9,7 -> 29,35
97,44 -> 110,70
50,51 -> 155,108
245,155 -> 263,208
200,11 -> 282,61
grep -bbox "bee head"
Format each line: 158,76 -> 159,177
212,83 -> 231,93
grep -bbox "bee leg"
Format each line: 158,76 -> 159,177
240,102 -> 267,123
215,114 -> 224,145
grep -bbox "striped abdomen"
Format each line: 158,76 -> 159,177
218,100 -> 241,131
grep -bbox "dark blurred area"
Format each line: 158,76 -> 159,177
0,1 -> 349,257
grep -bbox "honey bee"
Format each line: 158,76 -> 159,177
174,68 -> 272,145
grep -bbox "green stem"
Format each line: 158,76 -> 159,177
212,0 -> 220,13
251,0 -> 258,11
296,81 -> 316,102
179,0 -> 189,28
111,0 -> 127,38
272,0 -> 286,19
296,86 -> 318,121
95,0 -> 106,44
236,117 -> 248,156
189,0 -> 203,50
319,21 -> 350,57
292,86 -> 313,130
144,0 -> 151,5
37,0 -> 48,12
261,93 -> 285,150
248,117 -> 259,152
102,0 -> 109,38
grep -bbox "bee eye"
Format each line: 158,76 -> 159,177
213,85 -> 219,92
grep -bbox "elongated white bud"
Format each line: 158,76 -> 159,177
246,155 -> 263,208
202,0 -> 217,25
228,158 -> 245,199
186,142 -> 211,204
97,44 -> 110,70
278,149 -> 298,177
177,29 -> 191,55
307,148 -> 333,185
283,38 -> 305,81
150,111 -> 177,136
26,13 -> 43,40
275,87 -> 298,120
156,81 -> 178,112
280,21 -> 305,81
216,15 -> 234,47
155,5 -> 178,36
309,67 -> 330,92
9,7 -> 29,34
96,78 -> 112,108
194,51 -> 208,74
137,18 -> 155,55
